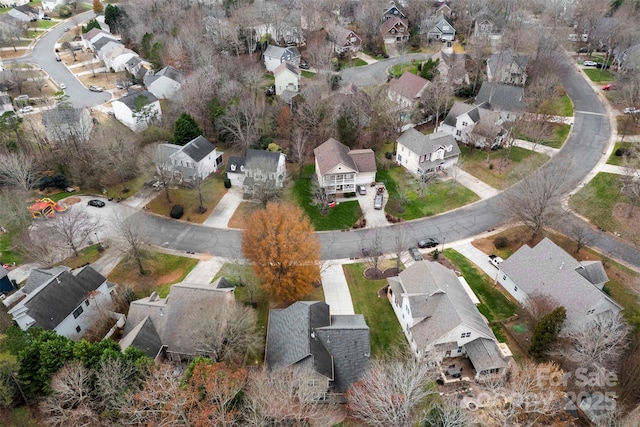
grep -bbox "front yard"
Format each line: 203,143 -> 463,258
582,68 -> 615,82
290,165 -> 362,231
146,174 -> 227,223
514,122 -> 571,149
343,263 -> 407,357
607,141 -> 640,165
459,145 -> 548,189
569,172 -> 630,231
379,167 -> 479,220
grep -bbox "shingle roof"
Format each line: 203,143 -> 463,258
499,238 -> 621,322
21,266 -> 70,294
42,108 -> 88,128
23,266 -> 107,330
471,108 -> 503,138
380,16 -> 408,35
397,128 -> 460,158
119,316 -> 163,358
328,26 -> 360,46
125,56 -> 141,68
122,282 -> 234,357
465,337 -> 508,372
314,138 -> 376,176
348,149 -> 377,173
116,90 -> 158,110
274,62 -> 300,76
388,261 -> 496,350
443,101 -> 480,127
226,156 -> 245,174
487,49 -> 528,77
181,136 -> 216,162
155,65 -> 183,82
474,82 -> 526,113
388,72 -> 430,100
245,149 -> 283,175
265,301 -> 370,393
431,16 -> 455,35
82,28 -> 103,41
93,36 -> 122,52
264,45 -> 300,61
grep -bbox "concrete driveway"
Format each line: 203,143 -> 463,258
320,262 -> 355,315
452,240 -> 502,282
203,187 -> 245,228
354,190 -> 389,228
59,195 -> 137,242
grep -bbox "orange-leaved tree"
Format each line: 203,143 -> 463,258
242,202 -> 320,303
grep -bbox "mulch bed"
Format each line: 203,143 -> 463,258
364,267 -> 400,280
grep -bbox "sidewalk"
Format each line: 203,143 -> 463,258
355,51 -> 378,65
454,170 -> 499,200
182,256 -> 225,284
512,139 -> 560,157
202,187 -> 245,228
321,261 -> 355,315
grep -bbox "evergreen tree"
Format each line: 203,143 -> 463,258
529,306 -> 566,360
82,18 -> 101,34
173,112 -> 203,145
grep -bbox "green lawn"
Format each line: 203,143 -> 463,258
354,58 -> 368,67
605,269 -> 640,327
583,68 -> 615,82
378,167 -> 479,220
569,172 -> 627,230
343,263 -> 407,357
301,70 -> 316,79
444,249 -> 516,342
34,20 -> 57,29
607,141 -> 639,165
515,123 -> 571,149
0,232 -> 21,265
389,60 -> 421,78
291,165 -> 362,231
107,250 -> 198,299
56,244 -> 103,269
540,95 -> 573,117
459,145 -> 548,189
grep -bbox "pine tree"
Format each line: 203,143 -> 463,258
173,112 -> 203,145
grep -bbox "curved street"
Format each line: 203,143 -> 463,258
10,20 -> 640,268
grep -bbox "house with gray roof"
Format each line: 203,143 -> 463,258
380,16 -> 409,45
396,128 -> 460,176
474,81 -> 527,122
387,261 -> 509,379
313,138 -> 376,195
144,65 -> 184,100
225,149 -> 286,193
112,90 -> 161,131
120,280 -> 235,361
467,108 -> 510,149
274,62 -> 300,96
155,135 -> 223,183
265,301 -> 371,395
487,49 -> 528,86
472,7 -> 505,38
42,107 -> 93,143
263,45 -> 301,72
497,238 -> 622,328
426,14 -> 455,41
327,26 -> 362,53
438,101 -> 481,142
7,266 -> 116,340
382,0 -> 407,22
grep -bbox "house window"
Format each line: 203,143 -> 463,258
445,350 -> 451,357
587,309 -> 595,315
460,332 -> 471,338
514,286 -> 518,292
73,306 -> 84,319
462,121 -> 468,127
76,326 -> 81,333
397,154 -> 402,162
85,299 -> 90,306
503,275 -> 506,280
400,27 -> 405,32
457,346 -> 462,353
456,130 -> 462,137
308,379 -> 319,387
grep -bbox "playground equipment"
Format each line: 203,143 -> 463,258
29,198 -> 68,219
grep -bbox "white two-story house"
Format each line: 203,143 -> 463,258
155,135 -> 224,183
438,102 -> 480,142
263,45 -> 301,72
396,128 -> 460,176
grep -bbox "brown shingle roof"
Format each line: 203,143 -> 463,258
314,138 -> 376,175
380,16 -> 408,35
349,149 -> 376,173
388,72 -> 430,100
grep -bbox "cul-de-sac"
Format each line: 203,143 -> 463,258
0,0 -> 639,425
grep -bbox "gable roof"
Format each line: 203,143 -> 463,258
93,36 -> 122,52
274,62 -> 300,77
397,128 -> 460,157
119,316 -> 163,358
125,56 -> 142,68
465,337 -> 508,372
328,26 -> 361,46
388,72 -> 429,100
181,135 -> 216,162
430,15 -> 455,35
21,266 -> 70,294
82,28 -> 104,41
474,82 -> 527,113
265,301 -> 370,393
388,261 -> 496,348
382,1 -> 406,19
499,238 -> 621,322
226,156 -> 245,174
471,108 -> 504,139
122,282 -> 234,357
314,138 -> 375,176
21,266 -> 107,330
443,101 -> 480,127
245,149 -> 283,174
42,108 -> 88,128
144,65 -> 184,87
116,90 -> 158,110
380,16 -> 408,35
264,45 -> 300,61
487,49 -> 528,76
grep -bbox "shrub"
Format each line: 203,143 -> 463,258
344,192 -> 356,198
385,152 -> 392,160
224,178 -> 231,189
494,236 -> 509,249
615,148 -> 632,157
170,204 -> 184,219
489,163 -> 494,170
432,249 -> 440,259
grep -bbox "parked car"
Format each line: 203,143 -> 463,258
357,185 -> 367,195
265,85 -> 275,96
18,106 -> 33,113
373,193 -> 383,210
87,199 -> 105,208
583,60 -> 597,66
15,94 -> 29,102
299,60 -> 310,70
55,54 -> 61,61
64,27 -> 70,32
42,15 -> 51,20
624,107 -> 639,114
59,83 -> 66,90
596,63 -> 610,69
89,85 -> 104,92
602,84 -> 616,90
488,254 -> 504,268
409,247 -> 423,261
418,238 -> 439,248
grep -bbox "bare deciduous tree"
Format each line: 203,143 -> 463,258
0,152 -> 35,192
217,96 -> 263,155
525,292 -> 558,322
310,175 -> 330,215
502,161 -> 572,238
190,301 -> 263,366
346,358 -> 437,427
568,223 -> 595,254
111,211 -> 147,275
46,208 -> 100,257
289,128 -> 308,178
360,230 -> 385,277
391,225 -> 411,271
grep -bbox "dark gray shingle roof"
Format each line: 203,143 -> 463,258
464,337 -> 508,372
181,136 -> 216,162
119,316 -> 163,358
397,128 -> 459,157
245,149 -> 282,174
24,266 -> 107,330
474,82 -> 526,113
443,102 -> 480,127
226,156 -> 245,174
117,90 -> 158,110
21,266 -> 70,294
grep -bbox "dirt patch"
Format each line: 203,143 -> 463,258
64,197 -> 81,205
612,202 -> 640,240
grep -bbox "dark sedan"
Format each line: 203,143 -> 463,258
418,238 -> 439,248
87,199 -> 105,208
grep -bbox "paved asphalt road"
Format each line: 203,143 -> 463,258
14,23 -> 640,268
6,10 -> 112,108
